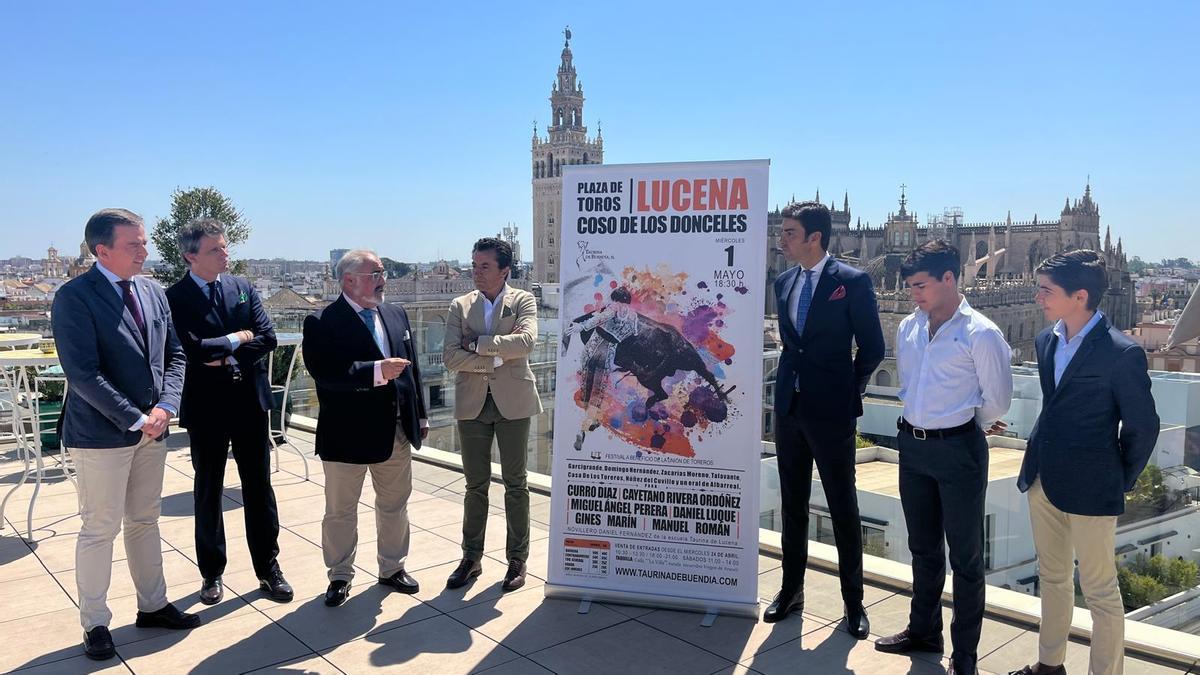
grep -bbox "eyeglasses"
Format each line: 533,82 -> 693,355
348,270 -> 386,281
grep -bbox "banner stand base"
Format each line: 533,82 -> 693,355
545,583 -> 760,620
701,610 -> 718,627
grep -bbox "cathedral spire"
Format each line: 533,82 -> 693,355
1104,225 -> 1112,251
843,191 -> 849,213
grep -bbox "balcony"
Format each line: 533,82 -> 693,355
0,427 -> 1191,673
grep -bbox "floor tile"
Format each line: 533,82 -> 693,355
320,614 -> 520,674
449,587 -> 627,655
527,618 -> 733,674
260,586 -> 439,653
636,606 -> 831,663
119,609 -> 313,674
743,624 -> 947,674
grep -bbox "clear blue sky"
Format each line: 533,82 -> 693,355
2,1 -> 1196,264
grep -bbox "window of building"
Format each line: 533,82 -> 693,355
862,525 -> 886,558
429,385 -> 445,409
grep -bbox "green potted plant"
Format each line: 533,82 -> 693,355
36,376 -> 65,452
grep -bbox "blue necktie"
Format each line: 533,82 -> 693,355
794,269 -> 815,336
359,308 -> 379,344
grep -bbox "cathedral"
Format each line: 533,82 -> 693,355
531,28 -> 604,285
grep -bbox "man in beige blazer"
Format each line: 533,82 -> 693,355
443,237 -> 542,591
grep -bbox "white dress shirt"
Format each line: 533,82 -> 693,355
477,286 -> 506,368
787,253 -> 831,330
1052,310 -> 1104,386
896,295 -> 1013,429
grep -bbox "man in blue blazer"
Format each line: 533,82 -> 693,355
166,218 -> 291,607
52,209 -> 200,661
1010,250 -> 1159,675
765,201 -> 885,639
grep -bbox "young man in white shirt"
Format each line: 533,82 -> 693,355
875,240 -> 1013,675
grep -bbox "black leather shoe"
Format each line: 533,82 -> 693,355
83,626 -> 115,660
135,602 -> 202,629
502,559 -> 527,592
325,580 -> 351,607
1009,665 -> 1066,675
948,661 -> 978,675
446,558 -> 483,589
259,569 -> 294,603
874,629 -> 944,653
199,577 -> 223,605
845,604 -> 870,639
762,588 -> 804,623
378,569 -> 419,594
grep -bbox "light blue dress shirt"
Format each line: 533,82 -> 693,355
1052,310 -> 1104,386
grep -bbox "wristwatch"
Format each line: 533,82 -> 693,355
468,341 -> 477,353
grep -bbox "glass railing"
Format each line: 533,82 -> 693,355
269,307 -> 1200,654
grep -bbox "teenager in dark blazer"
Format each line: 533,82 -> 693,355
1010,250 -> 1159,675
766,201 -> 885,639
302,249 -> 428,607
166,218 -> 291,607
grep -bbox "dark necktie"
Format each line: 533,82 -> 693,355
116,279 -> 147,339
208,280 -> 227,322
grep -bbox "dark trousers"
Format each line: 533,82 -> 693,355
898,426 -> 988,671
190,402 -> 281,580
774,399 -> 863,606
457,394 -> 531,563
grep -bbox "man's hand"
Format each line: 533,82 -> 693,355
461,336 -> 474,351
142,406 -> 172,438
380,357 -> 411,380
235,329 -> 254,343
204,359 -> 223,366
984,420 -> 1008,436
420,427 -> 429,441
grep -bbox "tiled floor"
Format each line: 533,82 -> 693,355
0,431 -> 1192,674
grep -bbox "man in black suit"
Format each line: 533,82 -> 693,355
166,218 -> 292,606
302,249 -> 428,606
766,201 -> 885,639
1009,251 -> 1159,675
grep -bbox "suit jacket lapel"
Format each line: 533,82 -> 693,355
1038,334 -> 1057,399
776,268 -> 801,346
467,291 -> 487,336
378,304 -> 408,359
91,269 -> 147,354
131,277 -> 153,354
218,275 -> 237,325
335,296 -> 384,359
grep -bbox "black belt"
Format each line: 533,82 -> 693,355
897,417 -> 977,441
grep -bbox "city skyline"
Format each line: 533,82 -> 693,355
2,2 -> 1197,264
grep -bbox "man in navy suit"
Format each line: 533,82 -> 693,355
166,218 -> 291,607
302,249 -> 428,607
52,209 -> 200,661
765,201 -> 885,639
1009,250 -> 1159,675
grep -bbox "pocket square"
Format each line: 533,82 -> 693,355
828,285 -> 847,301
502,305 -> 513,317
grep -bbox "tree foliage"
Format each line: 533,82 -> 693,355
1127,464 -> 1167,509
151,186 -> 251,283
380,257 -> 412,279
1119,553 -> 1200,609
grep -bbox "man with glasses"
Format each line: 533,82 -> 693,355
302,249 -> 428,606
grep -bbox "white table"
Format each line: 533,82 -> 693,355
0,350 -> 72,540
0,333 -> 43,350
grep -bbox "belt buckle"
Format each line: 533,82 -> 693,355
912,426 -> 928,441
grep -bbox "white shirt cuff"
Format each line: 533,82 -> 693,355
129,414 -> 148,432
225,332 -> 242,350
373,360 -> 387,386
419,418 -> 429,430
493,356 -> 503,368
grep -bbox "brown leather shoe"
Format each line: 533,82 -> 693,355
874,629 -> 943,653
502,560 -> 527,592
446,558 -> 482,589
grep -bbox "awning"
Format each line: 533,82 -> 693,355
1168,285 -> 1200,348
1016,574 -> 1039,585
1115,544 -> 1137,555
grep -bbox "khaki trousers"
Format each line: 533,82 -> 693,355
71,437 -> 170,630
322,431 -> 412,581
1029,479 -> 1125,675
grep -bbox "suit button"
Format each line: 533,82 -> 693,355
796,348 -> 804,354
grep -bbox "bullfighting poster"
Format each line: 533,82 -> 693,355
546,160 -> 768,617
